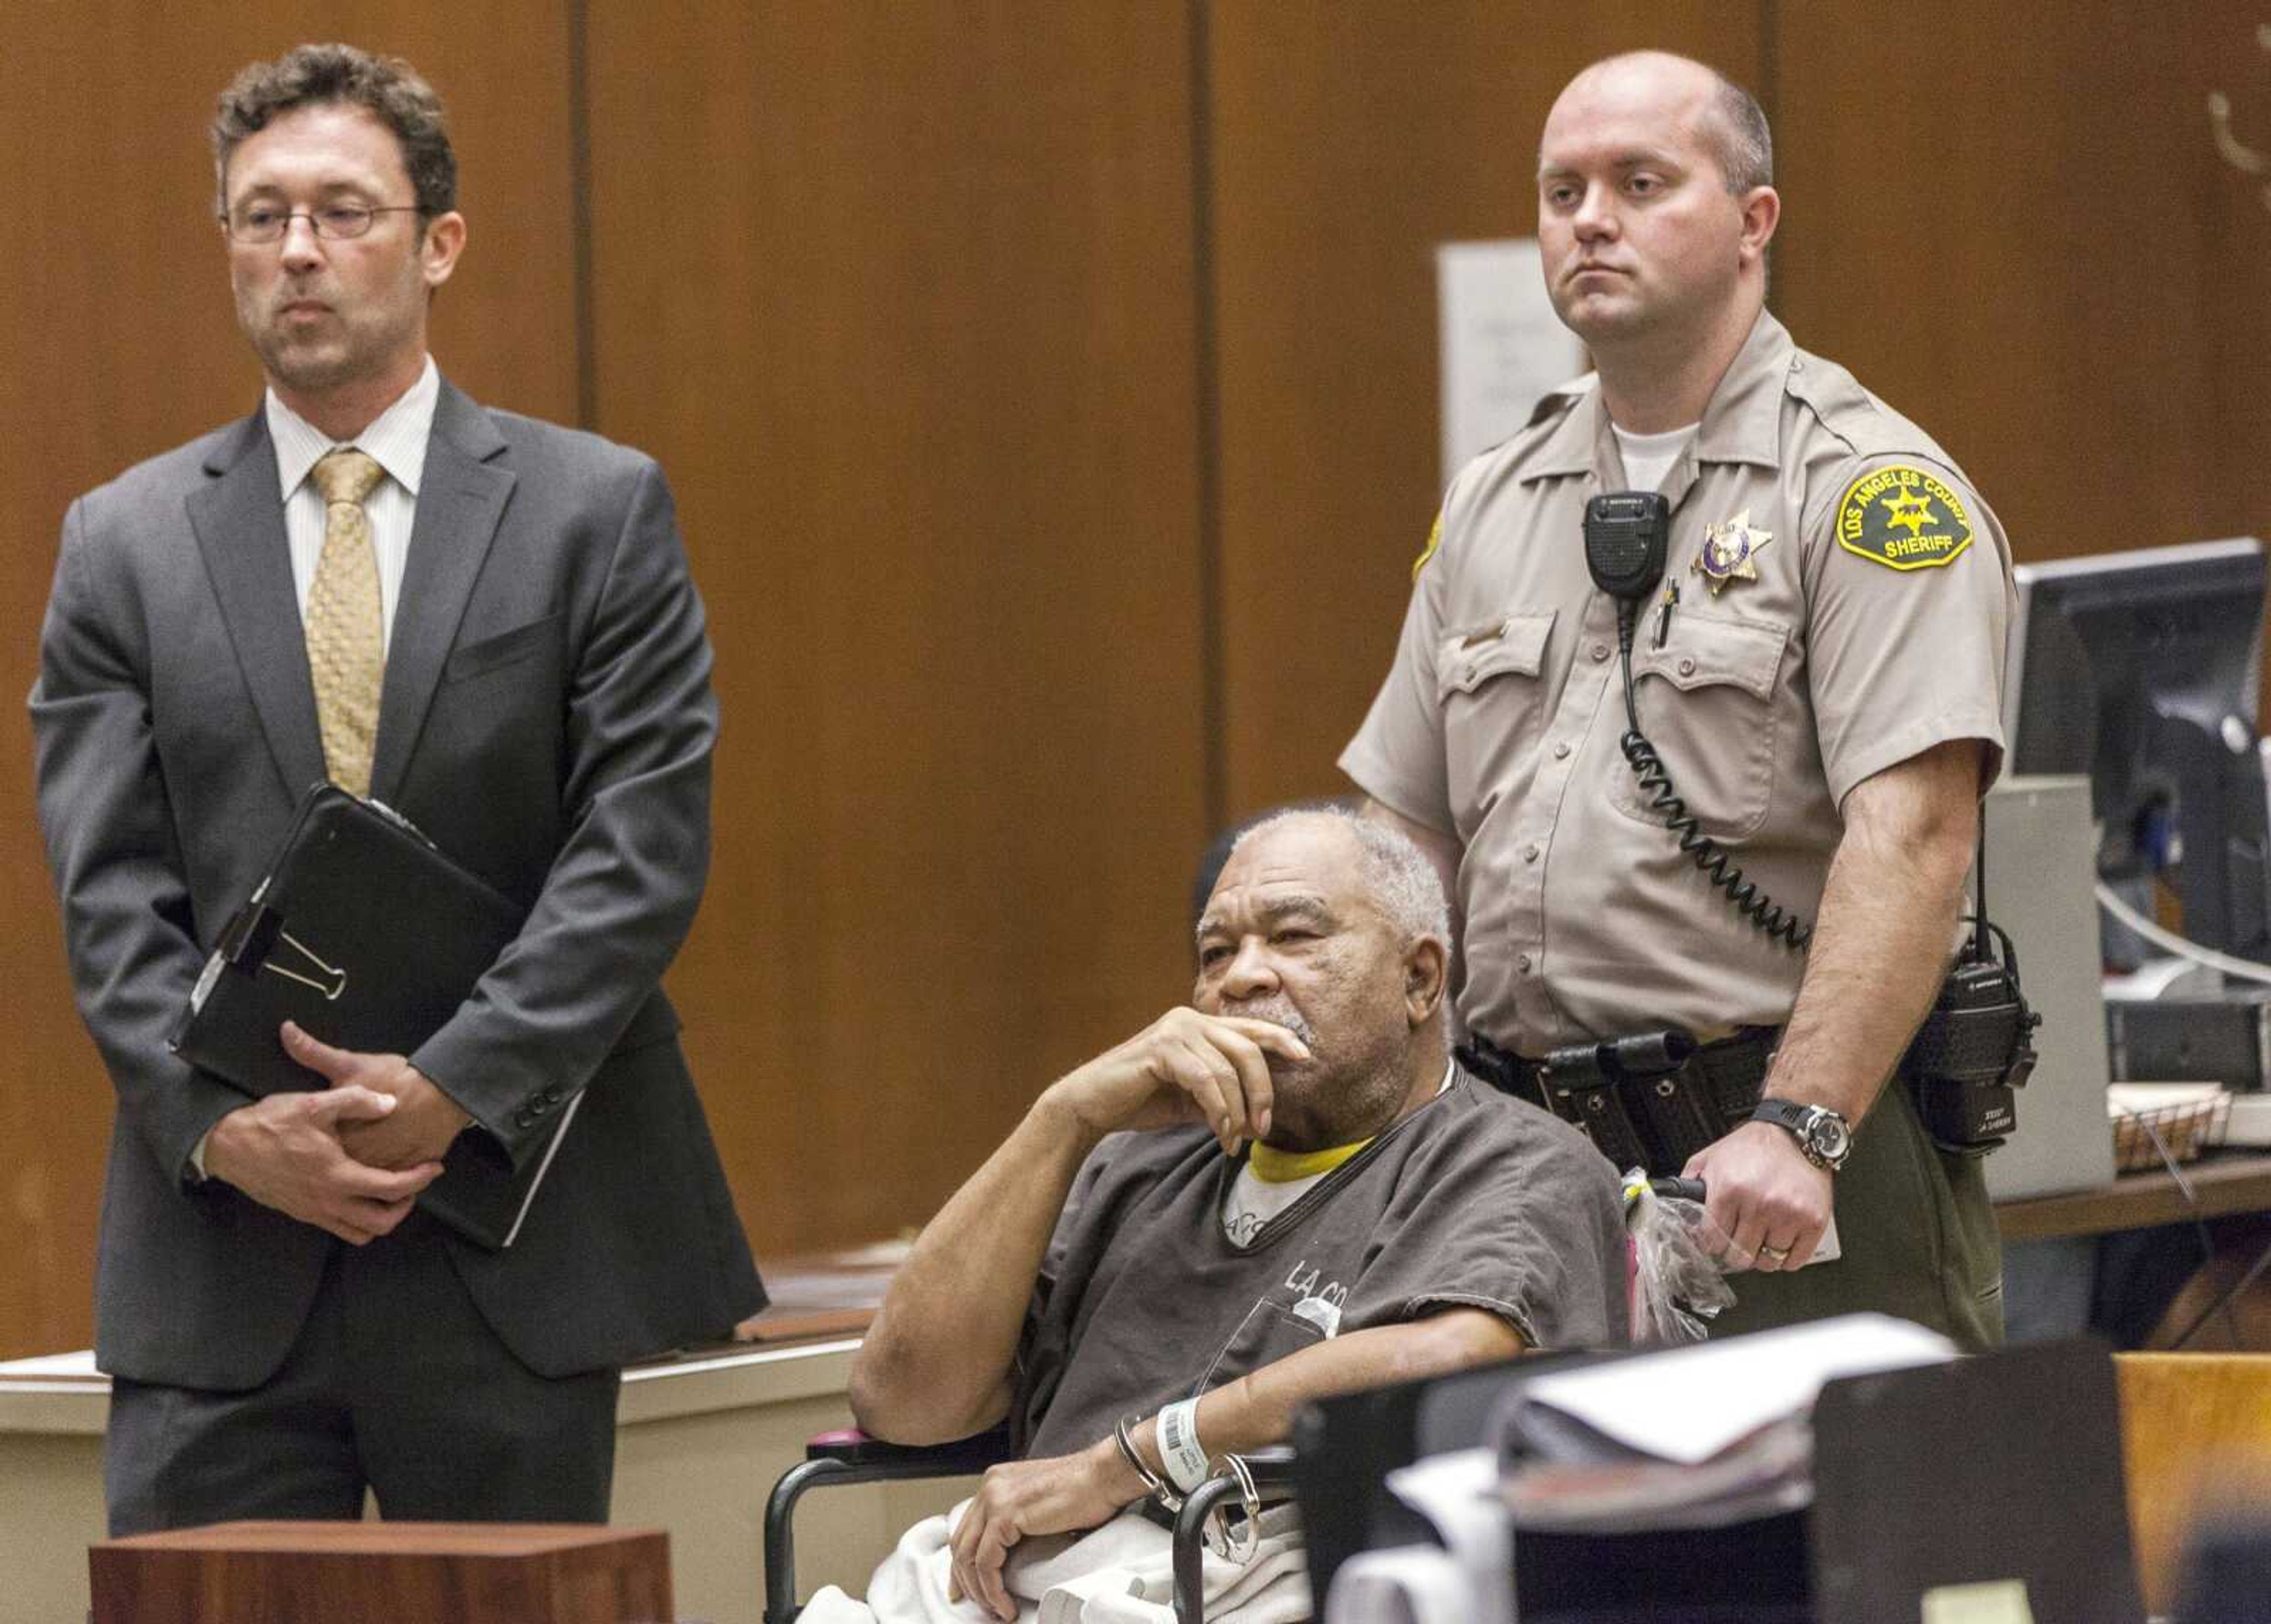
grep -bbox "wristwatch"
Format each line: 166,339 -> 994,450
1751,1098 -> 1853,1171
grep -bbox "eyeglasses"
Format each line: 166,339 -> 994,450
221,202 -> 422,244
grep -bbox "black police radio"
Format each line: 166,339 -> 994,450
1900,892 -> 2040,1154
1583,491 -> 2039,1153
1583,491 -> 1670,604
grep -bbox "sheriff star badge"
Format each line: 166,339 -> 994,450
1693,510 -> 1772,596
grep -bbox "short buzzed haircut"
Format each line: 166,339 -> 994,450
212,43 -> 457,218
1570,51 -> 1773,196
1703,71 -> 1773,194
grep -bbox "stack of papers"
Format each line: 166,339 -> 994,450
1499,1315 -> 1958,1532
2105,1080 -> 2226,1117
2230,1092 -> 2271,1147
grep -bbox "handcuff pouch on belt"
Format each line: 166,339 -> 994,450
1463,1028 -> 1777,1179
1465,924 -> 2037,1172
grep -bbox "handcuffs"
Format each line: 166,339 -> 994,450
1112,1413 -> 1266,1562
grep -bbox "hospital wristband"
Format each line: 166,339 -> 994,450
1156,1397 -> 1212,1494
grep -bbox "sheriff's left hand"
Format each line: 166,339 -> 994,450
1686,1119 -> 1832,1272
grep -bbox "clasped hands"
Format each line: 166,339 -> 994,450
200,1020 -> 473,1246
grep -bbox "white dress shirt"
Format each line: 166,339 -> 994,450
265,355 -> 441,649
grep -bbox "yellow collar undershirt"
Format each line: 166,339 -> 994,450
1246,1060 -> 1457,1184
1247,1137 -> 1373,1185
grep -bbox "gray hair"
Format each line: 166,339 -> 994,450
1226,806 -> 1451,949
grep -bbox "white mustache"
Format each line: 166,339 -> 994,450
1227,998 -> 1315,1050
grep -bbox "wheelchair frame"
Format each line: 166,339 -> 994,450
761,1426 -> 1296,1624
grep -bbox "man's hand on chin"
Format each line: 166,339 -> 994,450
1039,1007 -> 1311,1155
947,1435 -> 1144,1622
282,1020 -> 474,1170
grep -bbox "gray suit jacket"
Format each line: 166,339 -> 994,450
31,380 -> 764,1389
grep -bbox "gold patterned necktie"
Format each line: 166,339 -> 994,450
305,448 -> 387,797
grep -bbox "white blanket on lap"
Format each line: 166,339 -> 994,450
798,1496 -> 1310,1624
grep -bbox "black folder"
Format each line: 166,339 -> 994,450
169,783 -> 574,1250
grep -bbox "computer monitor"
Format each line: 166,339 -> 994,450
2003,537 -> 2270,968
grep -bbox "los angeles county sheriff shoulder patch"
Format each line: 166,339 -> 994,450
1411,512 -> 1443,580
1835,465 -> 1973,571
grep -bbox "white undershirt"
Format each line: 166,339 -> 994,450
1609,421 -> 1698,494
265,355 -> 441,651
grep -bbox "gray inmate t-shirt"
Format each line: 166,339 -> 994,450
1012,1069 -> 1627,1461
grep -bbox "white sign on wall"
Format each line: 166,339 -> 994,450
1436,238 -> 1587,486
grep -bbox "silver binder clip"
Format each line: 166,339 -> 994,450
265,931 -> 347,1001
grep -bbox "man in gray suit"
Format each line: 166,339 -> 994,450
30,43 -> 764,1533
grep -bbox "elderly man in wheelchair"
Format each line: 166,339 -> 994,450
800,808 -> 1628,1623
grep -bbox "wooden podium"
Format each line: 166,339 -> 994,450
89,1522 -> 672,1623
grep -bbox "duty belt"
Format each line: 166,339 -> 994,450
1457,1026 -> 1781,1179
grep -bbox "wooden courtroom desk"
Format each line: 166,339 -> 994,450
2115,1352 -> 2271,1616
90,1521 -> 671,1623
1994,1149 -> 2271,1243
0,1253 -> 963,1624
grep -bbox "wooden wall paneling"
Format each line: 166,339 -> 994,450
1204,5 -> 1769,819
583,4 -> 1209,1257
1,4 -> 579,1359
2200,13 -> 2271,543
1772,1 -> 2271,570
18,0 -> 2258,1365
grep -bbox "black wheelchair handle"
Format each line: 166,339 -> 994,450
1648,1176 -> 1707,1203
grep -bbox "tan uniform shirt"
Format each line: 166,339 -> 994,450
1342,310 -> 2016,1053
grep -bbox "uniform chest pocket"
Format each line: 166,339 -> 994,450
1609,611 -> 1790,840
1196,1299 -> 1328,1395
1437,609 -> 1556,827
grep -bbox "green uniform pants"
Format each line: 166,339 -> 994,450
1705,1080 -> 2004,1352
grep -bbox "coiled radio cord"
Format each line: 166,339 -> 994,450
1617,632 -> 1813,950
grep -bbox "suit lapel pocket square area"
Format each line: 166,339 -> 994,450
443,613 -> 564,684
